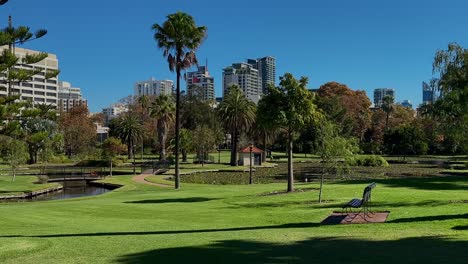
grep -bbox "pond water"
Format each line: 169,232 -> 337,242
31,180 -> 113,201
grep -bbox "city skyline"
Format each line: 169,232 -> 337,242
3,0 -> 468,111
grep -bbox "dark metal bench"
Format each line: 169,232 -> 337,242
342,182 -> 377,220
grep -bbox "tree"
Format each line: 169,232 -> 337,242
312,121 -> 358,203
152,12 -> 207,189
102,137 -> 127,177
384,125 -> 428,159
179,128 -> 193,162
258,73 -> 321,192
0,136 -> 28,182
191,125 -> 217,166
218,85 -> 256,166
58,105 -> 96,158
316,82 -> 371,140
430,43 -> 468,154
381,95 -> 394,131
115,112 -> 143,160
150,95 -> 175,161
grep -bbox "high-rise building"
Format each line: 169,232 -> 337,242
102,104 -> 128,125
134,78 -> 173,97
186,65 -> 215,101
57,81 -> 87,113
0,47 -> 59,105
422,81 -> 436,105
400,100 -> 413,108
223,63 -> 262,103
373,88 -> 395,107
247,56 -> 276,94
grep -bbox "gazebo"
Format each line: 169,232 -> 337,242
238,146 -> 263,166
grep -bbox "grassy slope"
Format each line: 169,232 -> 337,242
0,176 -> 60,196
0,174 -> 467,263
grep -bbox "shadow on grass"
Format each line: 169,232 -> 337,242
0,222 -> 322,238
116,236 -> 468,264
452,225 -> 468,230
336,176 -> 468,191
388,213 -> 468,223
124,197 -> 219,204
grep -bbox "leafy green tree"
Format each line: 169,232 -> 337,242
313,121 -> 358,203
384,125 -> 428,159
258,73 -> 321,192
152,12 -> 207,189
191,125 -> 217,166
0,136 -> 28,182
150,95 -> 175,161
429,43 -> 468,154
179,128 -> 193,162
115,112 -> 143,160
102,137 -> 127,177
218,85 -> 256,166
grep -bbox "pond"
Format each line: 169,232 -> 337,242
31,180 -> 114,201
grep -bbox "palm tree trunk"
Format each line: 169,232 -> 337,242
230,129 -> 238,166
175,67 -> 181,189
287,130 -> 294,192
158,127 -> 166,161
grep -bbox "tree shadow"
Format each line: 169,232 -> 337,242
452,225 -> 468,230
0,222 -> 322,238
124,197 -> 219,204
335,176 -> 468,191
116,236 -> 468,264
388,213 -> 468,224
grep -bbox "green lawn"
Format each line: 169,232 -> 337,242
0,173 -> 467,263
0,176 -> 60,196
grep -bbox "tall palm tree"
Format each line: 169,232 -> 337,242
382,95 -> 394,131
150,95 -> 175,161
115,112 -> 143,159
218,85 -> 256,166
152,12 -> 207,189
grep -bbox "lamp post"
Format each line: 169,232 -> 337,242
249,143 -> 253,185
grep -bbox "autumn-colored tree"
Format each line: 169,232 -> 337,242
317,82 -> 371,140
102,137 -> 127,177
59,105 -> 96,158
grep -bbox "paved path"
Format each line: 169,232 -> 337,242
132,173 -> 171,188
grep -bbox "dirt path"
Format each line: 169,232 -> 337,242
132,173 -> 171,188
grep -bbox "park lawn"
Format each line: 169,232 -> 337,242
0,175 -> 467,263
0,176 -> 60,196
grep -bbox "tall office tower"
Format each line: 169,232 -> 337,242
186,65 -> 215,101
223,63 -> 262,103
0,47 -> 59,105
373,88 -> 395,107
247,56 -> 276,94
57,81 -> 87,113
422,81 -> 436,105
400,100 -> 413,108
134,78 -> 173,97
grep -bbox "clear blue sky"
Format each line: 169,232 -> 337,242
4,0 -> 468,112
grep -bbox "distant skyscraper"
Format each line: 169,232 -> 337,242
374,88 -> 395,107
186,65 -> 215,101
134,78 -> 173,97
58,81 -> 87,113
247,56 -> 276,94
400,100 -> 413,108
422,81 -> 436,105
223,63 -> 262,103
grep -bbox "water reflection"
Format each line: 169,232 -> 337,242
32,180 -> 112,201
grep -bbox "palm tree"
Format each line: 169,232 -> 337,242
150,95 -> 175,161
115,112 -> 143,159
218,85 -> 256,166
152,12 -> 207,189
382,95 -> 394,131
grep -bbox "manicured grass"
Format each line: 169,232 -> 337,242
0,176 -> 60,196
0,172 -> 467,263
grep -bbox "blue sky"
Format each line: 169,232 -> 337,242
3,0 -> 468,112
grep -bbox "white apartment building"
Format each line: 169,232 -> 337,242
58,81 -> 87,112
186,65 -> 215,101
0,47 -> 59,105
102,104 -> 128,125
134,78 -> 173,97
223,63 -> 262,104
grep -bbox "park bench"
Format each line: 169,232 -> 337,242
342,182 -> 376,220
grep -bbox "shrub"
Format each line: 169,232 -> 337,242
36,175 -> 49,184
346,155 -> 389,167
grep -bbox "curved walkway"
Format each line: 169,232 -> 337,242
132,173 -> 171,188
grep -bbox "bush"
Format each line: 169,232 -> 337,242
36,175 -> 49,184
346,155 -> 389,167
